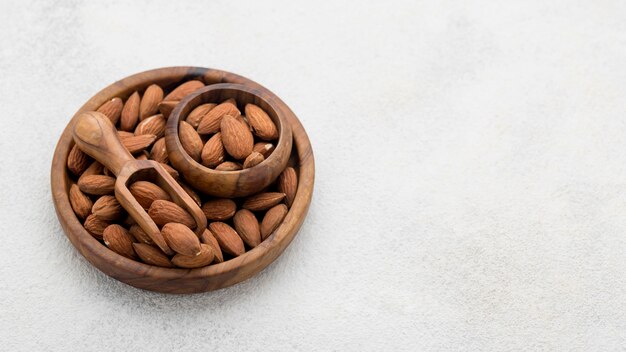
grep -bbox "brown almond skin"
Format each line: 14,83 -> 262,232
149,137 -> 168,164
140,84 -> 163,120
130,224 -> 153,245
261,204 -> 288,240
161,223 -> 202,256
135,114 -> 166,138
129,181 -> 171,209
221,115 -> 254,160
92,195 -> 124,221
67,144 -> 91,176
243,152 -> 264,169
121,134 -> 157,154
200,229 -> 224,263
245,104 -> 279,140
172,244 -> 215,268
215,161 -> 242,171
97,97 -> 123,125
277,167 -> 298,207
77,175 -> 116,195
197,101 -> 240,134
179,121 -> 203,162
242,192 -> 286,211
148,200 -> 195,228
103,224 -> 136,259
201,199 -> 236,221
83,214 -> 109,239
164,80 -> 204,101
209,222 -> 245,256
69,184 -> 92,220
132,243 -> 173,267
79,161 -> 104,181
158,100 -> 178,118
201,132 -> 225,168
233,209 -> 261,247
253,142 -> 275,158
187,103 -> 216,128
120,91 -> 140,131
136,151 -> 149,160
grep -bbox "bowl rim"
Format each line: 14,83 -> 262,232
166,83 -> 292,174
51,66 -> 314,293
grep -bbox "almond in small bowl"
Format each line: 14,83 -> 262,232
165,84 -> 293,198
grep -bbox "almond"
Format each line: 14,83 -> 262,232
130,224 -> 153,245
201,199 -> 236,221
186,103 -> 216,128
233,209 -> 261,247
242,192 -> 286,211
179,181 -> 202,206
77,175 -> 116,195
69,184 -> 92,219
253,142 -> 275,158
149,137 -> 168,164
84,214 -> 109,239
277,167 -> 297,207
92,195 -> 124,221
261,204 -> 288,239
121,134 -> 157,154
209,222 -> 245,256
140,84 -> 163,120
97,97 -> 123,125
245,104 -> 278,140
243,152 -> 264,169
120,91 -> 140,131
129,181 -> 171,209
197,100 -> 240,134
148,200 -> 195,228
132,243 -> 173,267
136,151 -> 149,160
79,161 -> 104,180
200,229 -> 223,263
236,115 -> 250,130
67,144 -> 91,175
221,115 -> 253,160
161,223 -> 201,256
103,224 -> 136,259
158,100 -> 178,118
200,132 -> 225,168
135,114 -> 165,138
164,80 -> 204,101
179,121 -> 203,162
215,161 -> 242,171
171,244 -> 214,268
160,163 -> 179,179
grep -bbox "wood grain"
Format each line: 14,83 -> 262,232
51,67 -> 314,293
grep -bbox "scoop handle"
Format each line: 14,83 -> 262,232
72,111 -> 134,176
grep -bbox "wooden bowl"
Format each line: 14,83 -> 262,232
50,67 -> 314,293
166,83 -> 293,197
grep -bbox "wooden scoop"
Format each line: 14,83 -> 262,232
72,111 -> 207,255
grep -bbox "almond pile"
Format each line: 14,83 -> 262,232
181,98 -> 279,170
66,80 -> 297,269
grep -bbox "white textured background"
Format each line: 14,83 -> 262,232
1,0 -> 626,350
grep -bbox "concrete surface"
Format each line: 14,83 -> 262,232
1,0 -> 625,350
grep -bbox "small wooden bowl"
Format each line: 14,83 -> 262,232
51,67 -> 314,293
166,83 -> 293,197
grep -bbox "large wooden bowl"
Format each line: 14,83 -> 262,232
166,83 -> 293,197
50,67 -> 314,293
